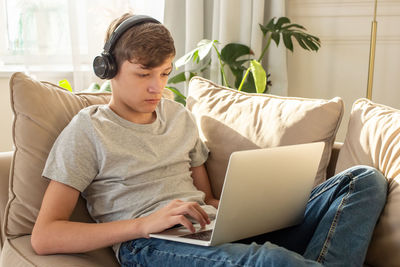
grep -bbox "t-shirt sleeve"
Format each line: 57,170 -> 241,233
42,113 -> 98,192
189,137 -> 209,167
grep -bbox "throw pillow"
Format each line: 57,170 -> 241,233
335,98 -> 400,267
4,72 -> 112,238
186,76 -> 344,198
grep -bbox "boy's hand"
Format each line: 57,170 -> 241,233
139,199 -> 210,238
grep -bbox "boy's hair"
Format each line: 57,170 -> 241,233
105,13 -> 176,69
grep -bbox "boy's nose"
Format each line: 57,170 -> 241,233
147,79 -> 163,94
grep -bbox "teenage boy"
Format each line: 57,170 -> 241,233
32,13 -> 387,267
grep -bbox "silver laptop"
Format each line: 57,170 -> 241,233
149,142 -> 325,246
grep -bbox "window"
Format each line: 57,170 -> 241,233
6,1 -> 70,55
1,0 -> 76,66
0,0 -> 165,72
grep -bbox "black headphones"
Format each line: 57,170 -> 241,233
93,15 -> 161,79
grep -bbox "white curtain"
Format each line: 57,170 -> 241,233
265,0 -> 288,96
164,0 -> 288,96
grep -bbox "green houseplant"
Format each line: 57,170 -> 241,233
167,17 -> 321,105
58,80 -> 112,93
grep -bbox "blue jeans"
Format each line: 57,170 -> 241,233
119,165 -> 387,267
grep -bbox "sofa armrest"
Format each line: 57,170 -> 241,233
326,142 -> 343,179
0,151 -> 13,251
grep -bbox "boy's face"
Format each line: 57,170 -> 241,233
109,56 -> 174,124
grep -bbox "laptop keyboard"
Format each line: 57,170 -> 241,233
180,230 -> 212,241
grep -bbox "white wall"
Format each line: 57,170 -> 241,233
287,0 -> 400,141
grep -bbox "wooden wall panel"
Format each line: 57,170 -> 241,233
287,0 -> 400,141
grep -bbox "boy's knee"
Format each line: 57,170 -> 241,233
350,165 -> 388,200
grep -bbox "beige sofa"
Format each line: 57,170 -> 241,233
1,73 -> 400,266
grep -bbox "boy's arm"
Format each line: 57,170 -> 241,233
191,164 -> 220,209
31,180 -> 210,255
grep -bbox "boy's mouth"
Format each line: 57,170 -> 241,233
145,99 -> 161,104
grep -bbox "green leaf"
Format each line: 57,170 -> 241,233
249,60 -> 266,94
168,72 -> 187,84
310,35 -> 321,43
166,86 -> 186,99
282,23 -> 306,30
306,40 -> 319,51
282,32 -> 293,52
264,17 -> 276,31
293,34 -> 309,50
175,39 -> 216,68
175,49 -> 197,68
197,39 -> 216,60
166,86 -> 186,106
231,67 -> 245,89
174,96 -> 186,106
193,50 -> 200,63
188,72 -> 197,80
259,23 -> 269,36
275,17 -> 291,29
229,59 -> 251,69
260,16 -> 320,55
306,38 -> 318,51
291,31 -> 321,51
241,73 -> 257,93
59,79 -> 72,92
221,43 -> 253,65
220,43 -> 253,89
88,82 -> 100,90
271,32 -> 280,46
100,80 -> 111,92
307,36 -> 321,51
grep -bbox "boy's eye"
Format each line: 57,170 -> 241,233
137,73 -> 149,77
163,71 -> 172,77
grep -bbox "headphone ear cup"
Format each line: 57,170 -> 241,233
104,53 -> 118,79
93,52 -> 118,79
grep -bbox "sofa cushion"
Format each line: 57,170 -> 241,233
335,98 -> 400,267
4,72 -> 111,238
1,236 -> 119,266
186,76 -> 344,198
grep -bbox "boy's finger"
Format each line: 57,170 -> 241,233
174,204 -> 207,227
174,215 -> 195,233
193,204 -> 210,224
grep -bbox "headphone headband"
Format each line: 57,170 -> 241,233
103,15 -> 161,53
93,14 -> 161,79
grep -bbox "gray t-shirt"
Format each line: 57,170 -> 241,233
42,98 -> 216,256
